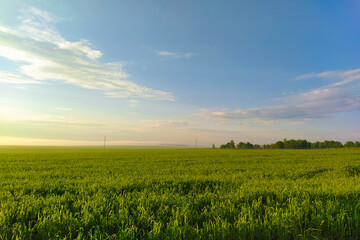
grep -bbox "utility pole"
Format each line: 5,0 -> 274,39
195,138 -> 197,149
104,136 -> 106,149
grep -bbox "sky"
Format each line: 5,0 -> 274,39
0,0 -> 360,146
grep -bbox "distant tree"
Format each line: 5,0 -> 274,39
283,139 -> 311,149
220,140 -> 236,149
311,140 -> 343,149
355,141 -> 360,147
237,142 -> 246,149
327,140 -> 343,148
283,138 -> 292,149
344,141 -> 355,148
311,141 -> 320,149
245,142 -> 254,149
212,144 -> 216,149
237,141 -> 254,149
319,141 -> 326,148
220,139 -> 352,150
271,141 -> 284,149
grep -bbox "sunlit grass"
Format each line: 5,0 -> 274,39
1,147 -> 360,239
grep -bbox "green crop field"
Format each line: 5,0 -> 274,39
1,147 -> 360,239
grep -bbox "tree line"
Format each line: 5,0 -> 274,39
219,139 -> 360,149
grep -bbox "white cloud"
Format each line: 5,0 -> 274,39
57,40 -> 103,59
0,7 -> 175,101
157,50 -> 195,59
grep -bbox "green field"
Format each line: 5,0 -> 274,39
1,147 -> 360,239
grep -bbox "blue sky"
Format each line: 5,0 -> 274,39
0,0 -> 359,146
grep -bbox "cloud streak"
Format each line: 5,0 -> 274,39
157,50 -> 195,59
296,68 -> 360,87
0,7 -> 175,101
199,68 -> 360,124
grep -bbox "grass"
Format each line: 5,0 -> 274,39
1,147 -> 360,239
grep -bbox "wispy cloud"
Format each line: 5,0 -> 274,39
199,68 -> 360,124
296,68 -> 360,87
0,7 -> 175,101
157,50 -> 195,59
0,71 -> 40,84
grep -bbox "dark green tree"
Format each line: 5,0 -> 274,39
271,141 -> 284,149
263,144 -> 271,149
344,141 -> 355,148
220,140 -> 236,149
